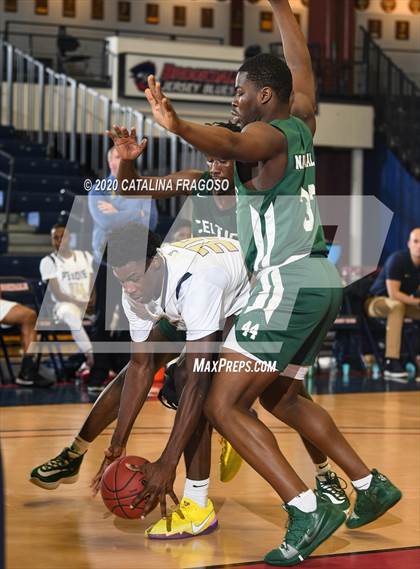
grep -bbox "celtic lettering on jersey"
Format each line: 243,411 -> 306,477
194,219 -> 237,240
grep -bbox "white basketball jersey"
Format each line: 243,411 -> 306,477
122,237 -> 250,342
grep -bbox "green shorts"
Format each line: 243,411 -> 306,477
224,257 -> 342,373
158,319 -> 187,343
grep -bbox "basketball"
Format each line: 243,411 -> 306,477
101,455 -> 148,519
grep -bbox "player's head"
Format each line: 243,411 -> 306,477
51,223 -> 70,253
108,223 -> 163,303
107,145 -> 121,177
171,219 -> 191,242
232,54 -> 292,126
408,227 -> 420,262
205,122 -> 240,189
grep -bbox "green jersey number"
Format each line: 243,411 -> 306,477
300,184 -> 316,232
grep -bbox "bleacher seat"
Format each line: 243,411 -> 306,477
0,126 -> 15,138
0,156 -> 82,176
7,190 -> 74,213
0,139 -> 47,157
0,255 -> 44,278
0,173 -> 85,194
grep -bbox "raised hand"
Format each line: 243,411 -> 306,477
127,458 -> 178,519
90,445 -> 125,496
106,125 -> 147,161
145,75 -> 180,134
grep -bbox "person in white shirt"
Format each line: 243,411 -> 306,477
40,224 -> 95,366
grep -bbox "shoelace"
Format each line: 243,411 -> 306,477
321,474 -> 348,499
41,450 -> 70,472
280,507 -> 307,550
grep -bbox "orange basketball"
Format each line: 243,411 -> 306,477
101,455 -> 148,519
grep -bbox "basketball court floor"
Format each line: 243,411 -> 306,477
1,382 -> 419,569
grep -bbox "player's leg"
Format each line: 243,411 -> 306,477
147,348 -> 217,539
258,378 -> 350,511
54,301 -> 93,360
2,302 -> 53,387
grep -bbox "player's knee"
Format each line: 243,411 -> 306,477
23,307 -> 37,326
203,397 -> 222,427
389,299 -> 405,313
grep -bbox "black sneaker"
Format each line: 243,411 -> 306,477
384,359 -> 408,381
15,369 -> 54,388
30,447 -> 85,490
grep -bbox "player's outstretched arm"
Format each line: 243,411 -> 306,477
145,75 -> 283,163
269,0 -> 316,133
128,334 -> 217,519
107,125 -> 202,197
90,346 -> 155,494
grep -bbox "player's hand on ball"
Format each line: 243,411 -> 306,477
127,458 -> 178,519
90,445 -> 125,496
106,125 -> 147,161
145,75 -> 180,134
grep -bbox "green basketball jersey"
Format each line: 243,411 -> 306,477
234,116 -> 327,273
191,172 -> 237,239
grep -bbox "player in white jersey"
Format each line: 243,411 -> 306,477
40,224 -> 95,366
31,223 -> 249,539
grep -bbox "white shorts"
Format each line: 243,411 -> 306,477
0,299 -> 17,323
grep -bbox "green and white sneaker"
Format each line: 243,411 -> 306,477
346,469 -> 402,529
30,447 -> 85,490
264,496 -> 346,566
316,471 -> 350,512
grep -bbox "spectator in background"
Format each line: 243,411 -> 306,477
40,224 -> 95,368
366,227 -> 420,379
88,145 -> 158,263
87,146 -> 158,394
0,298 -> 53,387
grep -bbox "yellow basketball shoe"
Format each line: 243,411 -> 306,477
145,497 -> 218,540
219,437 -> 243,483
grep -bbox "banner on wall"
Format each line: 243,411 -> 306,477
121,53 -> 238,103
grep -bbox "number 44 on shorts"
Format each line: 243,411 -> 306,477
241,321 -> 259,340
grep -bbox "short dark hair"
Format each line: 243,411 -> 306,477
108,223 -> 162,268
238,53 -> 292,104
51,223 -> 66,231
206,121 -> 241,133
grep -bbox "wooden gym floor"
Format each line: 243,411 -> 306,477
2,391 -> 420,569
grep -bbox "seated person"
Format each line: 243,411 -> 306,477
366,227 -> 420,379
40,224 -> 95,367
0,297 -> 53,387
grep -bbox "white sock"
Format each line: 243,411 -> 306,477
315,461 -> 331,480
288,489 -> 317,513
69,435 -> 90,457
183,478 -> 209,508
352,473 -> 373,491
